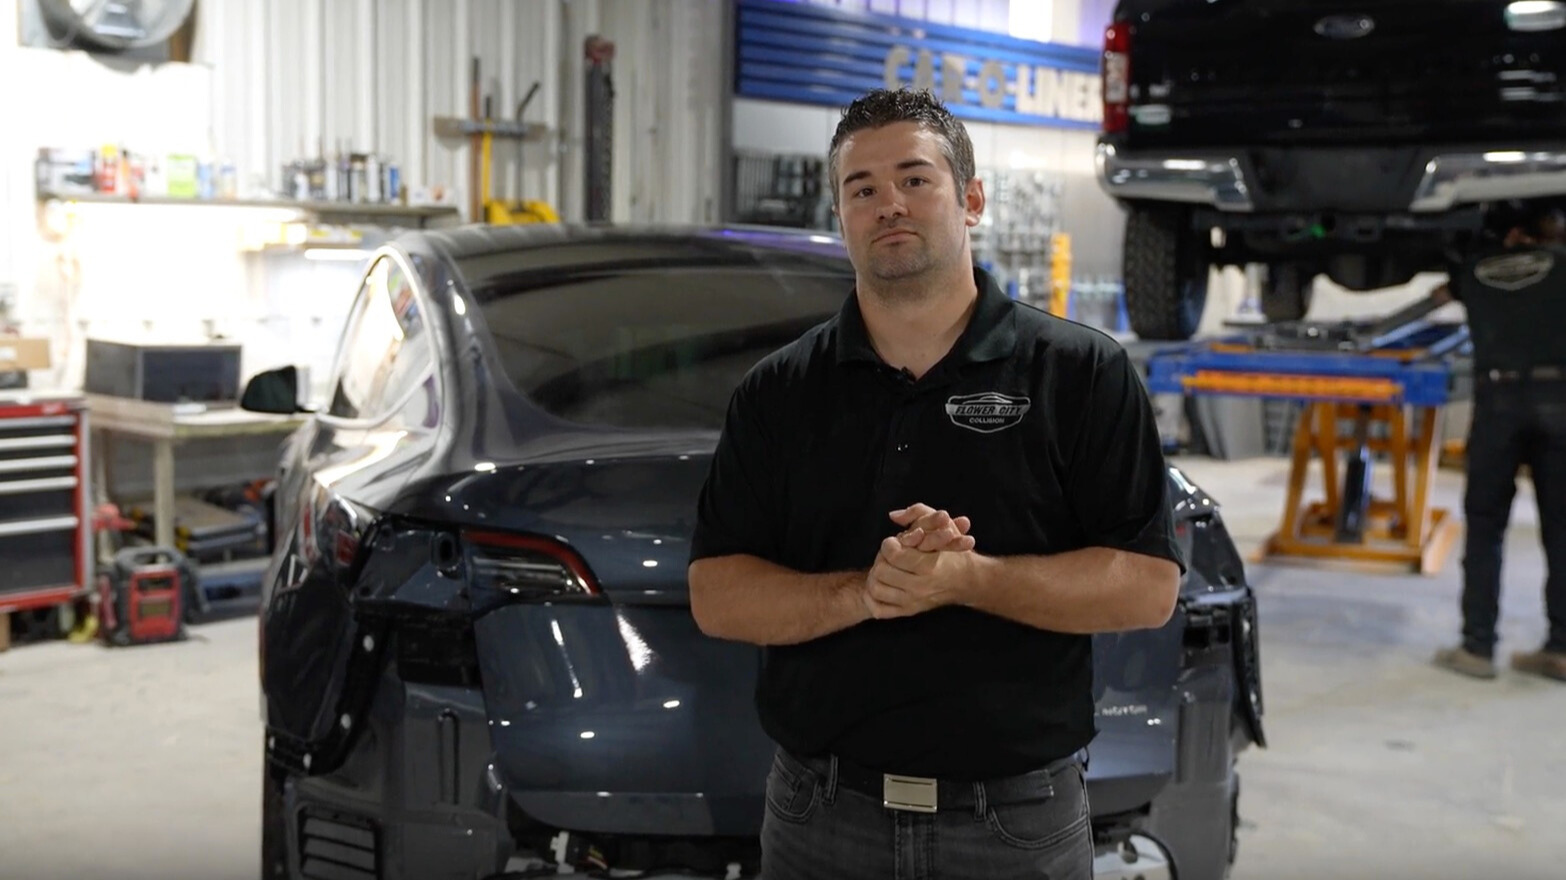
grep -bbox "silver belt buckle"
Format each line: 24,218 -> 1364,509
882,774 -> 938,813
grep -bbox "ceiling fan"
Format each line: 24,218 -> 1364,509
38,0 -> 197,52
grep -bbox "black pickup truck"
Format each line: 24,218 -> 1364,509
1096,0 -> 1566,339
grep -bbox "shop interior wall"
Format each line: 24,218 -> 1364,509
0,0 -> 726,392
0,0 -> 725,500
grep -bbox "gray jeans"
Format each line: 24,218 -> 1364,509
760,749 -> 1093,880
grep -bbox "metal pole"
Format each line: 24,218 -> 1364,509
583,35 -> 615,222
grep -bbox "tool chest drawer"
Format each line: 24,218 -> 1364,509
0,398 -> 89,609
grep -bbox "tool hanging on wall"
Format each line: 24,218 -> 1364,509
483,81 -> 558,225
584,35 -> 616,222
434,58 -> 557,225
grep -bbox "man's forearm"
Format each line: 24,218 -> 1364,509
689,555 -> 869,645
961,547 -> 1179,634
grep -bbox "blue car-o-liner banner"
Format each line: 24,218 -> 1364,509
736,0 -> 1103,130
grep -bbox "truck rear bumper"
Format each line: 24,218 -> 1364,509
1095,142 -> 1254,211
1410,149 -> 1566,211
1098,141 -> 1566,213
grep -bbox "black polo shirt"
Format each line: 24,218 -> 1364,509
690,267 -> 1182,780
1451,244 -> 1566,373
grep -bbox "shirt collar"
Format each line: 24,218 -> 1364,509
834,265 -> 1018,367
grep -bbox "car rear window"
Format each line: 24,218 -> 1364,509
473,256 -> 852,430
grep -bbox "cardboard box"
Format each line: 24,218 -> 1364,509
0,338 -> 51,371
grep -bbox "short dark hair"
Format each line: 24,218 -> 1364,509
828,88 -> 975,206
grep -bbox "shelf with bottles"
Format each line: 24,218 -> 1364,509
34,144 -> 459,229
34,189 -> 459,229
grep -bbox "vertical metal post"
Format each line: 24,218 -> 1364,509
583,35 -> 616,222
717,0 -> 737,224
153,437 -> 176,550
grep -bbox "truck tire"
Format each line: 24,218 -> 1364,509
1124,204 -> 1209,340
1262,264 -> 1313,323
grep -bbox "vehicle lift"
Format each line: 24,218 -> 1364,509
1148,293 -> 1470,574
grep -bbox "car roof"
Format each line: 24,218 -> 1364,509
401,223 -> 852,302
410,223 -> 843,264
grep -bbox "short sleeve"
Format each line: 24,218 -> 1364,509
1065,349 -> 1185,573
689,376 -> 782,563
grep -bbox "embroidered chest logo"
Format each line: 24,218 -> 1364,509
1474,252 -> 1554,291
944,392 -> 1031,434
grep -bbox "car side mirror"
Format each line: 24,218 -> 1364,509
240,365 -> 307,414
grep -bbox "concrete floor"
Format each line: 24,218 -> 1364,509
1,455 -> 1563,880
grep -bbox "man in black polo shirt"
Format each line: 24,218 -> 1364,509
688,89 -> 1183,880
1434,201 -> 1566,682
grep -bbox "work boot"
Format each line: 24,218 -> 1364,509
1509,648 -> 1566,682
1433,645 -> 1498,680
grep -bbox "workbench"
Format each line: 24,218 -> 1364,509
85,394 -> 303,549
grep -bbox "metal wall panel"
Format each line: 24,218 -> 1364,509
190,0 -> 725,224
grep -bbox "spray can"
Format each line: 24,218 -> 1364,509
336,148 -> 351,201
365,154 -> 382,203
384,162 -> 400,204
197,160 -> 214,200
219,159 -> 238,199
348,154 -> 366,203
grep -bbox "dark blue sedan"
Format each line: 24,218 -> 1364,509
246,225 -> 1263,880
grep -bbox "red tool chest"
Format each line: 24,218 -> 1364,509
0,395 -> 90,615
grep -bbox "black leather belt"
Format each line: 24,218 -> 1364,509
782,749 -> 1084,813
1478,365 -> 1566,383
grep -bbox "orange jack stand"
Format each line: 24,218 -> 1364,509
1260,400 -> 1460,574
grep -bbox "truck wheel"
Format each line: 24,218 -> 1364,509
1124,204 -> 1209,340
1262,264 -> 1313,322
262,755 -> 289,879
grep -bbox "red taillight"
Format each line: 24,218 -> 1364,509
1103,22 -> 1132,134
463,530 -> 601,600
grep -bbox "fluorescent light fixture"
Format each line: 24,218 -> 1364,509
302,248 -> 371,262
1483,151 -> 1530,163
1008,0 -> 1053,42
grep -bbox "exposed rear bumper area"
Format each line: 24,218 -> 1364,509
1093,835 -> 1174,880
1096,142 -> 1255,211
1099,141 -> 1566,214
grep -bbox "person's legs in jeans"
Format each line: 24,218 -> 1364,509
1524,385 -> 1566,654
1462,388 -> 1525,659
931,764 -> 1094,880
760,752 -> 893,880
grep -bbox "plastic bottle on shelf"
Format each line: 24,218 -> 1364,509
384,161 -> 400,204
218,158 -> 238,199
197,158 -> 214,200
365,154 -> 382,203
